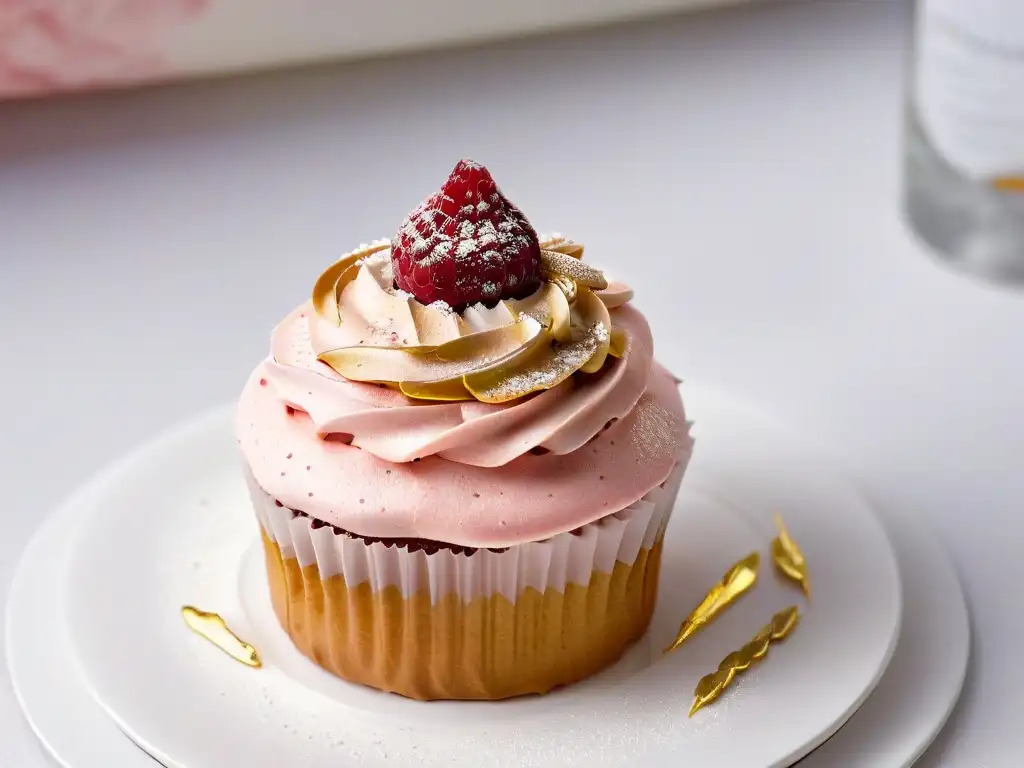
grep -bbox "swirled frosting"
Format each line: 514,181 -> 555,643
237,235 -> 693,547
310,236 -> 633,404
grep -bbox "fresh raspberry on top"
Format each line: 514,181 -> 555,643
391,159 -> 542,309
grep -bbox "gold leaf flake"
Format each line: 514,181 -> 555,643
508,282 -> 572,343
311,234 -> 633,404
464,324 -> 603,404
689,605 -> 800,717
772,514 -> 811,600
311,241 -> 389,323
398,378 -> 474,401
549,274 -> 577,304
318,344 -> 438,383
771,603 -> 800,637
556,243 -> 585,259
433,315 -> 543,364
690,667 -> 734,717
575,288 -> 612,374
407,295 -> 464,346
664,551 -> 760,654
538,236 -> 584,259
540,249 -> 608,289
608,327 -> 628,358
318,316 -> 543,389
181,606 -> 262,669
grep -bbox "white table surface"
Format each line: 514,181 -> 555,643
0,1 -> 1016,765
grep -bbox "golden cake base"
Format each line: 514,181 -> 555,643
261,530 -> 663,701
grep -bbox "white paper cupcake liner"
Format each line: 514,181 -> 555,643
246,461 -> 683,603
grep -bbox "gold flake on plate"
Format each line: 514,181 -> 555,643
771,514 -> 811,600
664,551 -> 760,654
689,605 -> 800,717
181,606 -> 262,668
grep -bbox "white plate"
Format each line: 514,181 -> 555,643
796,504 -> 970,768
5,472 -> 968,768
8,384 -> 965,767
4,468 -> 161,768
55,383 -> 901,767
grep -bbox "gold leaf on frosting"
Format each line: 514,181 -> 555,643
549,274 -> 578,304
462,301 -> 517,333
555,242 -> 585,259
575,288 -> 612,374
609,327 -> 628,358
318,344 -> 439,384
538,234 -> 565,248
432,315 -> 543,365
318,316 -> 544,390
399,378 -> 476,402
432,319 -> 553,400
312,234 -> 635,404
465,322 -> 608,404
540,249 -> 608,290
312,241 -> 389,323
509,282 -> 572,343
407,298 -> 465,347
689,605 -> 801,717
539,235 -> 585,260
771,514 -> 811,600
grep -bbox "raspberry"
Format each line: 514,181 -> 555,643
391,159 -> 542,309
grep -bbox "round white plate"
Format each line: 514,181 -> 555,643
796,504 -> 970,768
5,472 -> 968,768
4,468 -> 162,768
8,384 -> 965,768
56,383 -> 901,767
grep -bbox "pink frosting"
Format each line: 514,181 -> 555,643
237,301 -> 692,547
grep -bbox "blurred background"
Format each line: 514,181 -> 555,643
2,0 -> 1023,765
0,0 -> 749,99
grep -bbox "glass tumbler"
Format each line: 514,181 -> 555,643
904,0 -> 1024,283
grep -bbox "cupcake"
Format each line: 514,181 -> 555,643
237,159 -> 693,700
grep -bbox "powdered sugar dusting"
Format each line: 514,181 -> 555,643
428,300 -> 455,317
631,394 -> 686,465
360,249 -> 394,281
399,197 -> 532,269
361,250 -> 411,300
390,159 -> 542,308
477,323 -> 608,402
540,249 -> 608,288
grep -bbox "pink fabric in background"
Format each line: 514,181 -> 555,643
0,0 -> 206,97
0,1 -> 737,101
